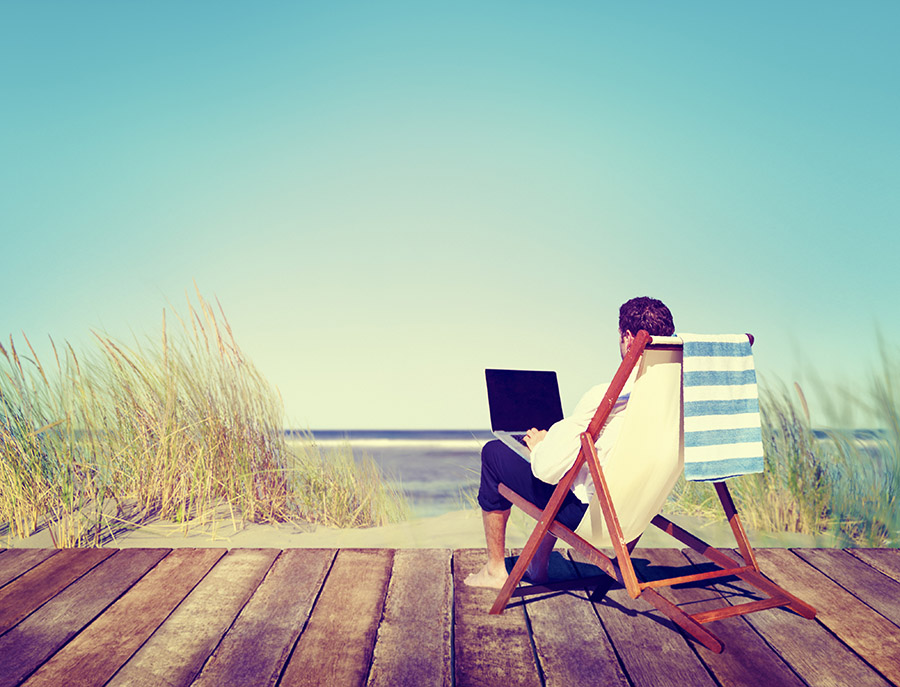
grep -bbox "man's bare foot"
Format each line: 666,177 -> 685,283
464,562 -> 507,589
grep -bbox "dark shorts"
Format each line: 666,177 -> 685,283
477,439 -> 588,531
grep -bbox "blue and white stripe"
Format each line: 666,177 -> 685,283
681,334 -> 764,481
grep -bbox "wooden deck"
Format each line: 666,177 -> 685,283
1,547 -> 899,686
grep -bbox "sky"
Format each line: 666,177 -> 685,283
2,2 -> 898,429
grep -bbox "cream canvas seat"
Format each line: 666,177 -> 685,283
572,337 -> 683,547
490,331 -> 816,653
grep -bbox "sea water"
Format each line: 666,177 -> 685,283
287,430 -> 494,518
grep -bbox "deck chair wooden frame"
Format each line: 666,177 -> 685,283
489,330 -> 816,653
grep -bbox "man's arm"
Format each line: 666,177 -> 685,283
528,379 -> 633,485
528,385 -> 608,484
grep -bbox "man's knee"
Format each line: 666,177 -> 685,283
481,439 -> 504,470
478,440 -> 518,511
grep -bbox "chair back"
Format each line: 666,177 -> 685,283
575,337 -> 684,546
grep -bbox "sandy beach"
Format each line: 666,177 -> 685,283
5,507 -> 839,550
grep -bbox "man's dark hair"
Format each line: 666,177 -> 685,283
619,297 -> 675,337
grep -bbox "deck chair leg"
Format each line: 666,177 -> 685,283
714,482 -> 759,571
490,515 -> 555,614
650,516 -> 817,621
712,483 -> 816,618
640,588 -> 725,653
584,535 -> 638,602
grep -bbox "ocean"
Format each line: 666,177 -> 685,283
287,430 -> 494,518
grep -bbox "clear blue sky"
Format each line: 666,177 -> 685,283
2,2 -> 898,429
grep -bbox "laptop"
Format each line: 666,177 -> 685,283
485,368 -> 565,460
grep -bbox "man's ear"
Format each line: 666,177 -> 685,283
619,328 -> 635,358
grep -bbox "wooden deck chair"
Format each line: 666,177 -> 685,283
489,330 -> 816,653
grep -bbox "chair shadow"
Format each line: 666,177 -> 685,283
502,551 -> 609,609
504,550 -> 764,634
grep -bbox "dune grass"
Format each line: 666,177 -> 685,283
288,436 -> 410,528
0,291 -> 408,547
813,338 -> 900,545
667,348 -> 900,547
666,385 -> 834,538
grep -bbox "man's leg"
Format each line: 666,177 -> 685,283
464,440 -> 586,589
464,441 -> 522,588
465,508 -> 557,587
525,531 -> 557,584
463,508 -> 511,588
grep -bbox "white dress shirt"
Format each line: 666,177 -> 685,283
530,371 -> 634,504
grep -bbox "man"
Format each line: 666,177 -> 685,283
464,296 -> 675,588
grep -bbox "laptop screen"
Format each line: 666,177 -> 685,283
485,369 -> 564,431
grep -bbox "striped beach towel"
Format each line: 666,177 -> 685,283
681,333 -> 765,481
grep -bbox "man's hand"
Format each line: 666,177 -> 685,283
524,427 -> 548,451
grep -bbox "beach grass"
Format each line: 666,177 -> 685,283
288,436 -> 410,527
666,349 -> 900,547
0,291 -> 408,547
665,385 -> 833,537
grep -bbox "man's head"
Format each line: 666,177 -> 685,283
618,296 -> 675,358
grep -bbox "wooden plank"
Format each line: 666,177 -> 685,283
755,548 -> 900,684
645,548 -> 806,687
523,551 -> 629,687
192,549 -> 335,687
0,549 -> 169,687
106,548 -> 277,687
684,549 -> 893,687
367,549 -> 453,687
848,548 -> 900,584
0,549 -> 59,589
280,549 -> 394,687
0,548 -> 114,636
794,549 -> 900,626
24,548 -> 226,687
569,549 -> 718,687
453,549 -> 541,687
